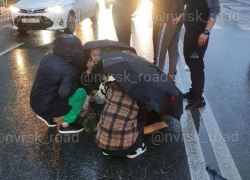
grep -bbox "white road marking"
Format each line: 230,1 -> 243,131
0,43 -> 25,57
0,24 -> 12,28
175,64 -> 210,180
178,39 -> 242,180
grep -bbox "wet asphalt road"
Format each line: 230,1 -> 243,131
0,0 -> 250,179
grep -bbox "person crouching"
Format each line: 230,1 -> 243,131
96,81 -> 147,158
30,34 -> 87,134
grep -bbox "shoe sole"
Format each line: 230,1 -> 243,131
126,146 -> 147,159
103,152 -> 109,156
59,128 -> 84,134
36,115 -> 57,128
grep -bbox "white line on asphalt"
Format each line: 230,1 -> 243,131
175,65 -> 210,180
0,24 -> 12,28
178,40 -> 242,180
0,18 -> 10,23
0,43 -> 25,57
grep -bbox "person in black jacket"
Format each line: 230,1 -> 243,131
180,0 -> 220,110
111,0 -> 140,45
30,34 -> 87,134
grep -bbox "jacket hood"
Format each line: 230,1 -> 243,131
53,34 -> 84,71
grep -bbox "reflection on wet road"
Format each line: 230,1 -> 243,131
1,0 -> 250,179
0,1 -> 191,179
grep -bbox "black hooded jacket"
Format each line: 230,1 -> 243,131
30,34 -> 84,118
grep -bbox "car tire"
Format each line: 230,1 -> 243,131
64,12 -> 76,34
90,5 -> 99,23
18,29 -> 28,35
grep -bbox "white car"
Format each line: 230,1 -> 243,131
10,0 -> 100,34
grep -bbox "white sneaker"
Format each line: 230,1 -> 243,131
127,143 -> 147,159
89,90 -> 106,104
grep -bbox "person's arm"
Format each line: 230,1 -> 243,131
80,59 -> 94,86
198,17 -> 216,46
172,13 -> 183,26
198,0 -> 220,46
58,75 -> 77,99
172,0 -> 185,26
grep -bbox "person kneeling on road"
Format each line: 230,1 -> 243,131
30,34 -> 87,134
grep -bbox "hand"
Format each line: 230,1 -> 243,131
87,59 -> 94,72
102,75 -> 109,82
198,33 -> 209,46
172,17 -> 180,26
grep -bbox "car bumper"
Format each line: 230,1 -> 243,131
11,13 -> 67,30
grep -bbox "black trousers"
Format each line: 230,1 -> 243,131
112,4 -> 137,45
101,108 -> 148,156
184,29 -> 209,97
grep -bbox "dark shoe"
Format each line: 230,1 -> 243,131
127,143 -> 147,159
59,122 -> 84,134
36,115 -> 57,127
183,89 -> 194,99
186,97 -> 206,110
174,71 -> 177,75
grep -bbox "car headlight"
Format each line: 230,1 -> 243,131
10,6 -> 20,13
45,6 -> 64,13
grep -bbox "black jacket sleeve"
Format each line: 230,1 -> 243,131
58,75 -> 78,99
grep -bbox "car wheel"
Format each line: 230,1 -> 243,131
90,5 -> 99,23
18,29 -> 28,35
64,12 -> 76,34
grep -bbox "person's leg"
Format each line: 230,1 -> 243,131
168,22 -> 183,75
101,108 -> 148,157
156,23 -> 177,71
152,5 -> 161,64
62,88 -> 87,124
184,30 -> 209,109
126,107 -> 148,158
112,4 -> 134,45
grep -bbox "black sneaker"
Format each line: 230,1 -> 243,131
59,122 -> 84,134
127,143 -> 147,159
186,97 -> 206,110
36,115 -> 57,127
183,89 -> 194,99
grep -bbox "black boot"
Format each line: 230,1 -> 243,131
186,97 -> 206,110
183,89 -> 194,99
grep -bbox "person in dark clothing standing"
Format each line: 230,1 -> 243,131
151,0 -> 184,81
30,35 -> 87,134
111,0 -> 140,45
177,0 -> 220,110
